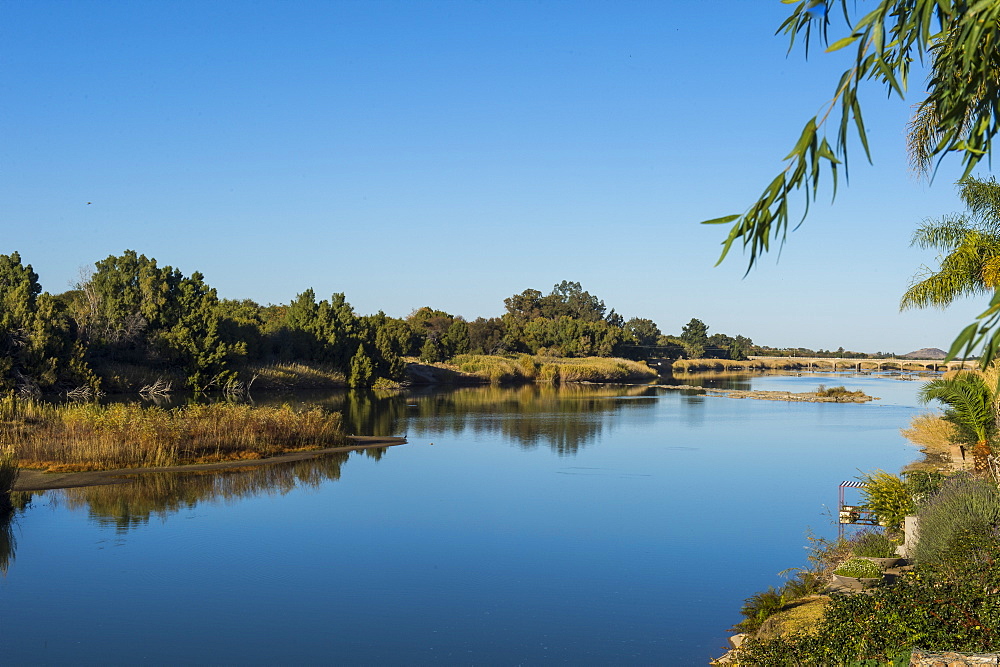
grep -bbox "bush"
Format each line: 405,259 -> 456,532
732,587 -> 786,634
736,568 -> 1000,663
816,385 -> 866,399
850,530 -> 897,558
833,558 -> 882,578
859,470 -> 914,530
913,473 -> 1000,567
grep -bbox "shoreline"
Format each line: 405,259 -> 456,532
12,435 -> 407,492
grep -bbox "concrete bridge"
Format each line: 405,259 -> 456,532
747,356 -> 976,372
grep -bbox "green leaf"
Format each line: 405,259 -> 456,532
827,35 -> 860,52
701,214 -> 741,225
946,322 -> 979,361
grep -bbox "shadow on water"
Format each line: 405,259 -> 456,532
57,450 -> 375,533
0,492 -> 31,575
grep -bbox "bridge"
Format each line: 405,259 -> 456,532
747,356 -> 976,372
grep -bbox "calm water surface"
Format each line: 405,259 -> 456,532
0,372 -> 926,664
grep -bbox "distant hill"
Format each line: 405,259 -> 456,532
902,348 -> 948,359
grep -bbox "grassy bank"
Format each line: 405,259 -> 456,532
0,396 -> 345,471
446,354 -> 658,384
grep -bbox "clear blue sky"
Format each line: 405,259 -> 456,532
1,0 -> 987,353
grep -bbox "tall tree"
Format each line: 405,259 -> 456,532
680,318 -> 709,359
626,318 -> 661,347
0,252 -> 97,394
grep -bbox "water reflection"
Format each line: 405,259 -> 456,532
398,385 -> 658,455
249,384 -> 661,455
60,451 -> 363,532
0,492 -> 30,575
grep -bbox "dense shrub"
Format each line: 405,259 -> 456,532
913,473 -> 1000,566
859,470 -> 915,530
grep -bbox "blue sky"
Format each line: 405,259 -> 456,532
1,0 -> 987,353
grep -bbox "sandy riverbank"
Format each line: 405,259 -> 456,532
12,435 -> 407,492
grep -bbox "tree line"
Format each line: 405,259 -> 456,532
0,251 -> 754,394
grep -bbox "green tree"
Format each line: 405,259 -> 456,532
680,318 -> 709,359
156,272 -> 245,391
443,319 -> 471,358
419,336 -> 444,363
348,345 -> 374,387
468,317 -> 505,355
705,2 -> 1000,362
82,251 -> 242,390
901,177 -> 1000,310
626,317 -> 661,347
919,370 -> 999,473
0,252 -> 98,395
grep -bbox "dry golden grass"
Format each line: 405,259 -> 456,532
0,396 -> 346,471
901,413 -> 959,457
448,354 -> 657,384
754,596 -> 831,641
670,359 -> 799,372
244,362 -> 347,390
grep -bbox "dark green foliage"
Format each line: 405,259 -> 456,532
443,320 -> 471,357
708,332 -> 753,361
680,318 -> 708,359
520,316 -> 628,358
81,252 -> 244,391
918,371 -> 997,449
738,567 -> 1000,663
504,281 -> 607,323
625,317 -> 661,346
738,474 -> 1000,663
419,337 -> 444,363
468,317 -> 505,355
348,346 -> 374,387
0,252 -> 98,394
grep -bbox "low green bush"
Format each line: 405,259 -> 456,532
736,568 -> 1000,663
833,558 -> 882,578
850,530 -> 897,558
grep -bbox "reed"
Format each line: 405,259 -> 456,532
901,413 -> 959,457
239,362 -> 347,390
449,354 -> 657,384
0,445 -> 18,512
0,397 -> 346,471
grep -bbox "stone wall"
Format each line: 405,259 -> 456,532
910,649 -> 1000,666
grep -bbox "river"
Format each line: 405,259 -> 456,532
0,372 -> 926,664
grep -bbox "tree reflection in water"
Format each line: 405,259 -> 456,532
60,451 -> 359,533
60,384 -> 666,531
0,492 -> 31,575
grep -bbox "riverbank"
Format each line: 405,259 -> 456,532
12,435 -> 406,491
407,354 -> 657,385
